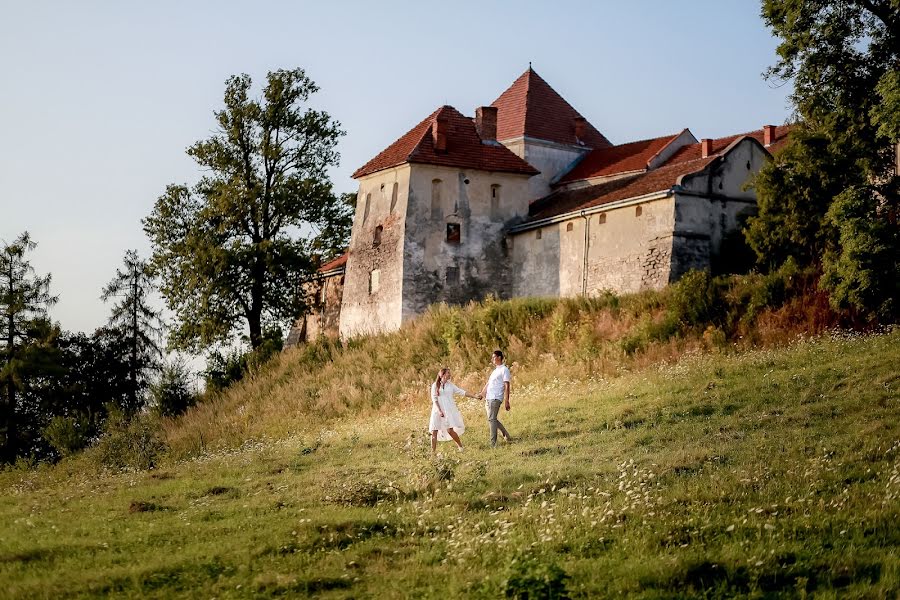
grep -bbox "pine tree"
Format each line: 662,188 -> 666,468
100,250 -> 164,415
0,233 -> 57,461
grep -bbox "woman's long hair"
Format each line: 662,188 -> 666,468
434,367 -> 450,395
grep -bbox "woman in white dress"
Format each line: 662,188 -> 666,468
430,367 -> 480,453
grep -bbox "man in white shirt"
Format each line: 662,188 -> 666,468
481,349 -> 512,447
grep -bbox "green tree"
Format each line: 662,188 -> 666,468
144,68 -> 346,352
754,0 -> 899,316
101,250 -> 164,415
0,233 -> 57,461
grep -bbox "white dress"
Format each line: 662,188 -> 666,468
429,382 -> 466,440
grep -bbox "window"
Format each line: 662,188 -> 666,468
363,193 -> 371,222
431,179 -> 442,218
490,184 -> 501,218
369,269 -> 380,294
446,266 -> 459,284
566,222 -> 574,232
446,223 -> 461,243
635,205 -> 642,217
390,182 -> 399,213
597,213 -> 606,224
373,225 -> 383,247
536,229 -> 542,240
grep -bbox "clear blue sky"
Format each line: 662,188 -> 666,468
1,0 -> 792,337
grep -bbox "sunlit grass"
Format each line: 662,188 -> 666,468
1,330 -> 897,598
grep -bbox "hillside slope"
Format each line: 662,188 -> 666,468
1,330 -> 898,598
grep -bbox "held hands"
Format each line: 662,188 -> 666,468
476,393 -> 484,400
505,402 -> 511,412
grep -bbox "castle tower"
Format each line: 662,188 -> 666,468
338,105 -> 538,337
491,67 -> 611,200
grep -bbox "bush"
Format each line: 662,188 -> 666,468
92,408 -> 166,470
42,414 -> 93,458
152,359 -> 197,418
504,554 -> 570,599
204,329 -> 283,392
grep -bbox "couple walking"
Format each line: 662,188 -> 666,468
429,350 -> 512,453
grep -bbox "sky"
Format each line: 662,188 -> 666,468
0,0 -> 793,339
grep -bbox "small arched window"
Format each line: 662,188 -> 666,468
363,193 -> 371,222
446,223 -> 461,244
635,206 -> 642,217
566,222 -> 574,232
390,182 -> 399,213
373,225 -> 383,247
597,213 -> 607,224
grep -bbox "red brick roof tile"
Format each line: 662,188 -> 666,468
557,132 -> 682,183
491,68 -> 611,149
352,106 -> 539,179
318,253 -> 347,273
665,125 -> 793,164
527,156 -> 716,221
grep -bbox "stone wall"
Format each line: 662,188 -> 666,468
339,165 -> 410,338
510,195 -> 677,298
501,137 -> 587,201
401,164 -> 533,323
284,269 -> 345,346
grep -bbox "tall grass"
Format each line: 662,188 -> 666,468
164,268 -> 855,461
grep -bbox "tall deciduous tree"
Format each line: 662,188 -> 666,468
144,68 -> 346,352
752,0 -> 899,317
101,250 -> 164,414
0,233 -> 57,461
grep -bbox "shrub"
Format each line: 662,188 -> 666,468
152,359 -> 197,418
504,554 -> 570,599
42,414 -> 93,458
92,408 -> 166,470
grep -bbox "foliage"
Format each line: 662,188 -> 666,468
822,185 -> 900,319
203,329 -> 283,393
101,250 -> 164,415
42,414 -> 92,458
0,233 -> 58,462
756,0 -> 900,317
745,129 -> 857,269
144,67 -> 347,352
504,554 -> 570,599
151,358 -> 197,418
92,407 -> 166,471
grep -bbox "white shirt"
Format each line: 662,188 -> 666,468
431,381 -> 465,404
486,365 -> 511,400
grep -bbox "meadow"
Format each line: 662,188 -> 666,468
1,328 -> 897,598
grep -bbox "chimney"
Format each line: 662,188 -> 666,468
573,116 -> 587,142
763,124 -> 776,147
432,111 -> 449,152
701,138 -> 713,158
475,106 -> 498,143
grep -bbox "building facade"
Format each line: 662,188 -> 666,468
286,68 -> 791,344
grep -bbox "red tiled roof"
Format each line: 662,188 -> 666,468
318,253 -> 347,273
665,125 -> 793,164
491,68 -> 611,149
352,106 -> 539,179
527,156 -> 716,221
557,132 -> 682,183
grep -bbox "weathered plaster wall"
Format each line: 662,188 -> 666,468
285,270 -> 345,346
339,165 -> 411,338
402,164 -> 533,323
511,196 -> 677,298
501,137 -> 587,200
671,139 -> 766,279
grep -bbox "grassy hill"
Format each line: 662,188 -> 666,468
1,326 -> 897,598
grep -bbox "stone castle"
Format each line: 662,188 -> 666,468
286,68 -> 789,345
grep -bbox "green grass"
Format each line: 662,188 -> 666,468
1,330 -> 898,598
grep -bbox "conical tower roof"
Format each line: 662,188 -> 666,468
491,67 -> 611,149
